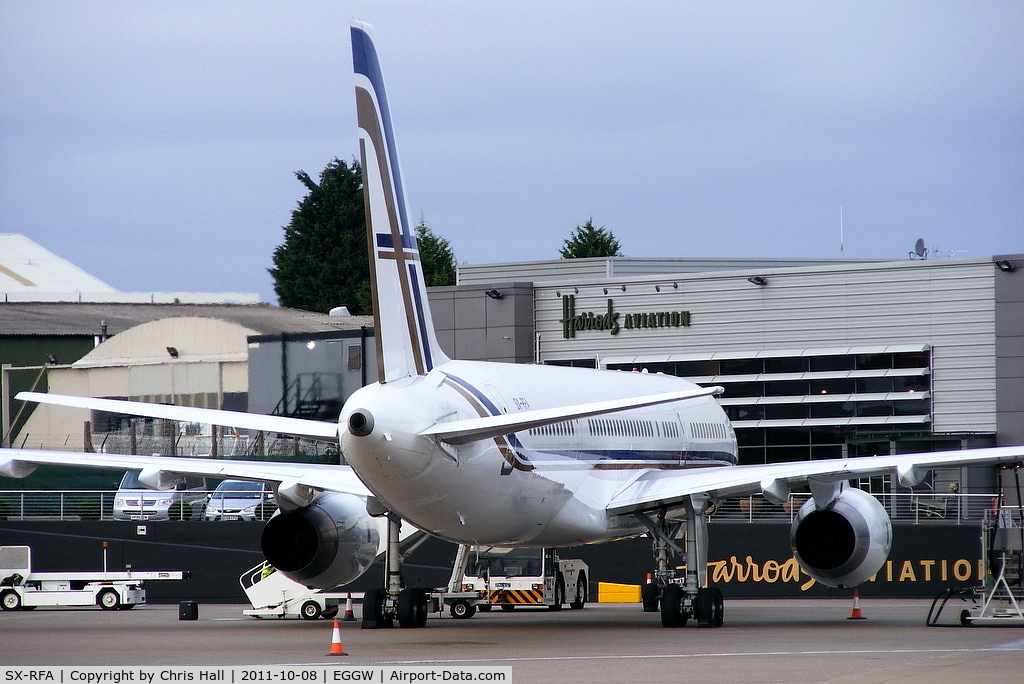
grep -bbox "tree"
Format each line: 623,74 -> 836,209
559,219 -> 623,259
269,159 -> 370,314
415,217 -> 457,286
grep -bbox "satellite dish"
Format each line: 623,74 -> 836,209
910,238 -> 928,260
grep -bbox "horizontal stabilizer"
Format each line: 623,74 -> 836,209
16,392 -> 339,441
420,386 -> 723,446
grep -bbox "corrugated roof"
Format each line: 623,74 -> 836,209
0,302 -> 372,337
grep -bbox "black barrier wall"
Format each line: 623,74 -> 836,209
0,521 -> 984,602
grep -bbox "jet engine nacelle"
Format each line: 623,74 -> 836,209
260,492 -> 380,589
790,487 -> 892,588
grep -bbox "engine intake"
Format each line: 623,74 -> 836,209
791,487 -> 892,588
261,492 -> 380,589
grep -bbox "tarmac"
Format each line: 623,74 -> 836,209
2,599 -> 1023,682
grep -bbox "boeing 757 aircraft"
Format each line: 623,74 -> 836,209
2,23 -> 1022,629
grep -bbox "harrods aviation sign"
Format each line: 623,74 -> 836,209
560,295 -> 691,339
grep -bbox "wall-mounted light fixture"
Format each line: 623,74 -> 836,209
46,353 -> 58,364
485,289 -> 503,300
166,346 -> 179,359
995,259 -> 1016,272
747,276 -> 768,286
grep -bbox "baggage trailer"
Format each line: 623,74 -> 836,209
0,545 -> 189,611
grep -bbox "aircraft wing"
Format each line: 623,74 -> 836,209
16,392 -> 339,441
0,448 -> 370,498
606,445 -> 1024,516
420,386 -> 723,446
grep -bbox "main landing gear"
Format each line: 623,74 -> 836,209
637,495 -> 725,629
362,512 -> 431,630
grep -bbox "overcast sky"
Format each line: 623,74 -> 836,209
2,2 -> 1021,305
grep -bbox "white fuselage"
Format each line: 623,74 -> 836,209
341,359 -> 737,547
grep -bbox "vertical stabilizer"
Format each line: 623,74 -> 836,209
352,23 -> 449,383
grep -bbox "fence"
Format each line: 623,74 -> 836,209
0,489 -> 1000,524
713,492 -> 999,524
0,490 -> 116,521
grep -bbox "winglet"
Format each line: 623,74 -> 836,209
352,22 -> 449,383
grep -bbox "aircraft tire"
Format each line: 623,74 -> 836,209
660,585 -> 687,628
695,587 -> 713,627
641,583 -> 659,612
361,588 -> 390,629
398,588 -> 428,628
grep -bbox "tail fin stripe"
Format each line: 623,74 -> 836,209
408,262 -> 434,371
376,233 -> 419,251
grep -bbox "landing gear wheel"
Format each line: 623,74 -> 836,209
398,588 -> 428,628
570,574 -> 587,609
695,588 -> 713,627
361,588 -> 391,629
1,589 -> 21,611
548,579 -> 565,611
321,605 -> 339,619
711,587 -> 724,627
660,585 -> 688,628
300,600 -> 322,620
449,599 -> 476,619
641,583 -> 659,612
97,588 -> 120,611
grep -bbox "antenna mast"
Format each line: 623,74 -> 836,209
839,206 -> 844,253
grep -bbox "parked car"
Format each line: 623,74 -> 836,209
205,480 -> 276,521
112,471 -> 208,521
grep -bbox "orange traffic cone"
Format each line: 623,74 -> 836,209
341,593 -> 356,622
847,589 -> 866,620
326,618 -> 348,656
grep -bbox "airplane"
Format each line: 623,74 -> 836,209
2,21 -> 1023,629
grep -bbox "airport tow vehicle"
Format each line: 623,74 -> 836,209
442,546 -> 588,619
0,544 -> 189,611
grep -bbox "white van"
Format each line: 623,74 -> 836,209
112,471 -> 208,521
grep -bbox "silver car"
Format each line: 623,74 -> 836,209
205,480 -> 276,521
112,471 -> 208,521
